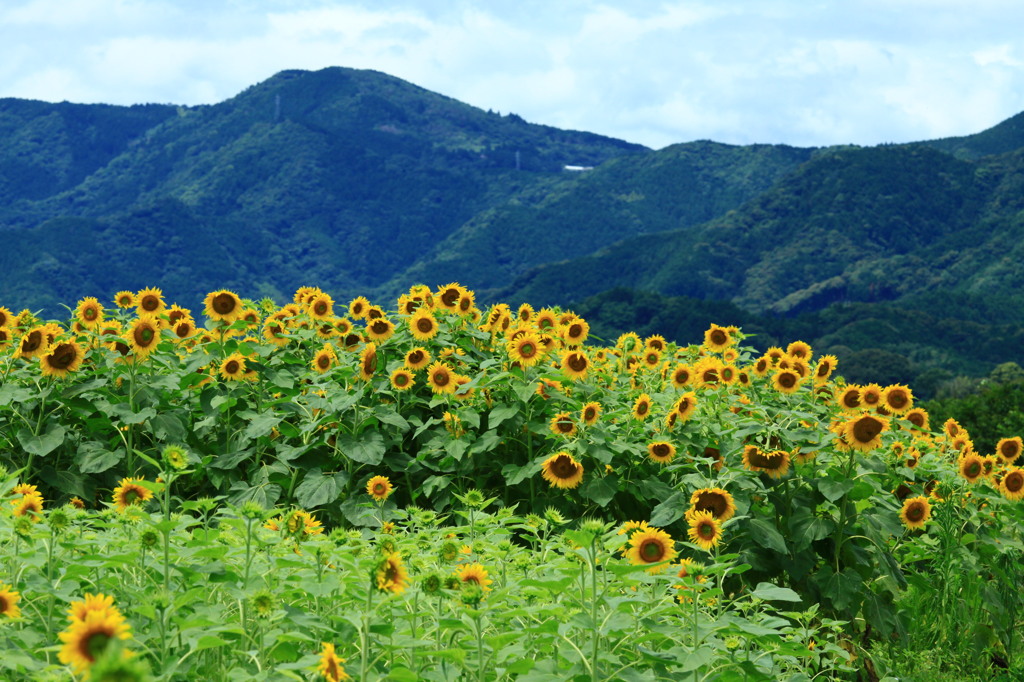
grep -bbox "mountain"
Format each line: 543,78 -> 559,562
499,143 -> 1024,314
0,67 -> 646,312
2,66 -> 1024,394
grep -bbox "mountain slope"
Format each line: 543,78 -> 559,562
0,67 -> 646,312
499,143 -> 1023,314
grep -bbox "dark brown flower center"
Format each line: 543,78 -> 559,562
550,454 -> 577,479
140,295 -> 160,312
416,318 -> 434,333
778,372 -> 797,388
906,502 -> 926,523
48,343 -> 78,370
694,492 -> 726,517
640,539 -> 664,562
566,353 -> 587,372
709,329 -> 728,346
212,293 -> 237,315
852,417 -> 884,444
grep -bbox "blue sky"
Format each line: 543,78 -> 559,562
2,0 -> 1023,149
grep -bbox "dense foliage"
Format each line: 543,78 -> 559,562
1,284 -> 1022,680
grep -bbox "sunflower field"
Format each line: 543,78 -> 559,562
0,284 -> 1022,681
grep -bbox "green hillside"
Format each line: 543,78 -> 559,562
2,66 -> 1024,392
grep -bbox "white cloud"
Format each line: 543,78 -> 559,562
1,0 -> 1023,148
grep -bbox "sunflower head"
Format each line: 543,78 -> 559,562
687,510 -> 723,552
647,441 -> 677,464
203,290 -> 243,323
625,527 -> 678,573
581,401 -> 601,425
899,496 -> 931,530
541,451 -> 584,489
996,437 -> 1023,464
376,552 -> 409,594
742,445 -> 791,479
366,475 -> 393,502
0,583 -> 21,619
631,393 -> 652,421
549,412 -> 577,438
842,414 -> 889,452
689,487 -> 736,522
318,642 -> 352,682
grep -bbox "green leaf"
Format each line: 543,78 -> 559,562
649,491 -> 686,527
818,478 -> 854,502
110,403 -> 157,424
489,403 -> 520,429
294,468 -> 349,508
750,582 -> 802,602
18,424 -> 66,458
243,412 -> 282,439
75,443 -> 122,474
337,431 -> 385,465
747,518 -> 788,553
373,405 -> 410,431
788,509 -> 834,544
581,476 -> 617,507
151,412 -> 188,442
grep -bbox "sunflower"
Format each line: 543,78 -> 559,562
113,477 -> 153,511
311,345 -> 336,374
376,552 -> 409,594
456,563 -> 493,592
135,287 -> 165,316
841,414 -> 889,452
549,412 -> 577,438
859,384 -> 883,408
686,510 -> 723,552
692,357 -> 722,388
113,291 -> 136,309
616,331 -> 642,353
0,583 -> 20,619
75,297 -> 104,329
899,496 -> 931,530
742,445 -> 791,479
880,384 -> 913,414
785,340 -> 812,360
366,475 -> 393,502
1000,468 -> 1024,501
534,308 -> 559,332
836,386 -> 862,412
365,317 -> 395,343
581,401 -> 602,425
904,407 -> 930,431
358,343 -> 378,382
172,320 -> 195,343
14,326 -> 49,359
703,324 -> 732,352
262,315 -> 290,347
318,642 -> 351,682
647,441 -> 677,464
40,341 -> 84,378
348,296 -> 370,319
11,492 -> 43,519
996,437 -> 1023,464
408,308 -> 439,341
202,290 -> 243,323
0,326 -> 11,351
631,393 -> 653,421
436,283 -> 467,311
625,527 -> 678,574
66,593 -> 119,623
670,363 -> 693,388
812,355 -> 837,384
958,453 -> 985,483
126,316 -> 161,357
389,368 -> 415,391
457,291 -> 476,316
426,361 -> 457,395
218,352 -> 247,381
508,333 -> 545,368
772,369 -> 802,394
58,608 -> 132,675
557,350 -> 588,381
641,348 -> 662,369
302,292 -> 333,321
674,392 -> 698,421
541,451 -> 584,489
689,487 -> 736,522
944,418 -> 962,439
561,319 -> 589,346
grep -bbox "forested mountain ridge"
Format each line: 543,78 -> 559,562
2,66 -> 1024,394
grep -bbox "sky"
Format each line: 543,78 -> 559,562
2,0 -> 1023,149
